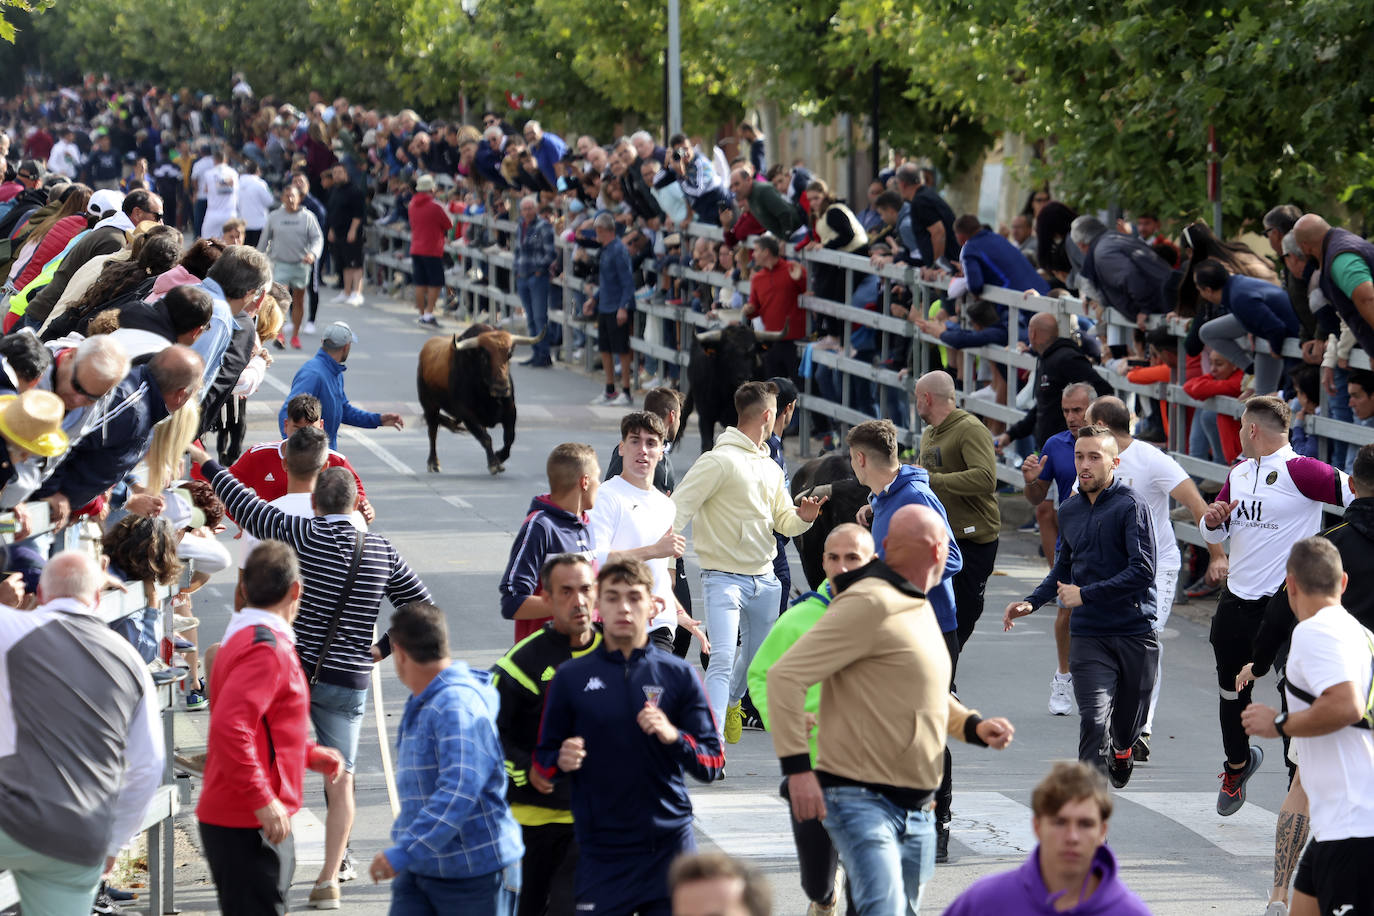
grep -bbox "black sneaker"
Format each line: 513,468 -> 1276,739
92,891 -> 125,915
1217,745 -> 1264,816
935,821 -> 950,864
1108,747 -> 1134,788
1132,733 -> 1151,762
741,712 -> 765,731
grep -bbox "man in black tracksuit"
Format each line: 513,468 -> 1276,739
534,558 -> 722,916
493,555 -> 603,916
998,311 -> 1112,451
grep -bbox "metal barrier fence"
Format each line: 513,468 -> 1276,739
364,209 -> 1374,543
0,504 -> 186,915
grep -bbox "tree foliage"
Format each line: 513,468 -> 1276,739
7,0 -> 1374,223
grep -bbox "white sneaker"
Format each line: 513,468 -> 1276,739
1262,902 -> 1288,916
330,290 -> 348,304
302,321 -> 316,334
641,375 -> 665,390
1049,672 -> 1074,716
347,292 -> 364,306
590,392 -> 619,406
614,391 -> 633,406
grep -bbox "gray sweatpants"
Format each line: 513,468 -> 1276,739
1069,631 -> 1161,766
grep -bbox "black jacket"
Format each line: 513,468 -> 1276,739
491,623 -> 603,817
1251,497 -> 1374,677
1081,232 -> 1173,320
1005,337 -> 1113,447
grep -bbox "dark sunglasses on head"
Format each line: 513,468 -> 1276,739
70,366 -> 96,401
146,211 -> 164,223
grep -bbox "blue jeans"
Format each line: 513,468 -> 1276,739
390,863 -> 520,916
516,275 -> 552,363
700,570 -> 781,737
1189,408 -> 1223,462
822,787 -> 936,915
1332,367 -> 1353,470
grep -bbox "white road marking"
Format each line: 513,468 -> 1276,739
949,791 -> 1038,856
291,806 -> 327,870
444,494 -> 473,509
341,427 -> 416,477
1117,792 -> 1276,857
689,792 -> 797,859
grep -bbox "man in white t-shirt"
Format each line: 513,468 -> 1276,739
587,411 -> 707,652
200,149 -> 239,241
1243,537 -> 1374,914
1085,397 -> 1225,760
236,160 -> 275,246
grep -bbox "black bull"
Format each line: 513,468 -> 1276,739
417,323 -> 541,475
680,324 -> 787,453
789,454 -> 870,590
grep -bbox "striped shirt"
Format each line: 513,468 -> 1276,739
205,460 -> 431,689
512,217 -> 557,278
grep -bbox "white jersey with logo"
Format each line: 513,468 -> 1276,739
1200,445 -> 1353,600
200,163 -> 239,239
587,474 -> 677,632
1287,605 -> 1374,841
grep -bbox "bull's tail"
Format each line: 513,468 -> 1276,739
676,390 -> 693,448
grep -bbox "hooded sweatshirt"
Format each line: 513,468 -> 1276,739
499,495 -> 595,642
869,464 -> 963,633
672,426 -> 813,575
943,844 -> 1150,916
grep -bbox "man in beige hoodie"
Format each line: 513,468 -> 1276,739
673,381 -> 825,750
768,504 -> 1014,913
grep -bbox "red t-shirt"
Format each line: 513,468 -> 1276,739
748,260 -> 808,340
193,440 -> 368,521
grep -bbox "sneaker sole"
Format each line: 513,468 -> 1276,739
309,900 -> 341,910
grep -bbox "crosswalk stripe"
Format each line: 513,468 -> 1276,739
1117,792 -> 1276,857
949,791 -> 1037,856
291,807 -> 328,870
690,792 -> 797,859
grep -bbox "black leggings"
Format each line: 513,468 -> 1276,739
784,781 -> 857,913
518,822 -> 578,916
954,538 -> 1000,649
936,629 -> 960,822
1209,586 -> 1270,765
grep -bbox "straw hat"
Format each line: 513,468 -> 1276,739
0,390 -> 69,458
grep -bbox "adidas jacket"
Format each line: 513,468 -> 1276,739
533,642 -> 723,851
491,623 -> 603,824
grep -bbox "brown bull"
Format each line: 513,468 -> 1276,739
417,323 -> 540,474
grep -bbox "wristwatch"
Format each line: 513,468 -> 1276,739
1273,711 -> 1289,739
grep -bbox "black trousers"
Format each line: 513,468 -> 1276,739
936,629 -> 960,822
1069,632 -> 1160,766
954,538 -> 1000,649
244,228 -> 262,247
1294,834 -> 1374,913
518,822 -> 579,916
783,780 -> 857,913
1209,586 -> 1271,765
199,822 -> 294,916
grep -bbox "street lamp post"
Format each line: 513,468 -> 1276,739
667,0 -> 682,139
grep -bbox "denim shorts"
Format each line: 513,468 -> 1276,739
310,682 -> 369,772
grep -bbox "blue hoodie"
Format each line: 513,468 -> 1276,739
499,495 -> 595,640
943,844 -> 1150,916
869,464 -> 963,632
277,348 -> 381,449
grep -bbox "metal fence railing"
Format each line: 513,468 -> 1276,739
364,210 -> 1373,545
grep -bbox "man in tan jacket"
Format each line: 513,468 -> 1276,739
767,504 -> 1014,914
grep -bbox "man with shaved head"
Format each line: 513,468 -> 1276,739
1006,425 -> 1159,789
748,523 -> 875,915
915,369 -> 1001,651
996,312 -> 1112,454
1295,212 -> 1374,357
1081,396 -> 1224,759
768,504 -> 1014,912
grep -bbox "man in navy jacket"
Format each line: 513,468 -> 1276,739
534,557 -> 722,915
36,345 -> 203,511
1004,425 -> 1158,789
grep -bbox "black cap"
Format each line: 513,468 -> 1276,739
768,376 -> 799,410
16,160 -> 43,181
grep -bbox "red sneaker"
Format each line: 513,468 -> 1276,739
290,336 -> 302,350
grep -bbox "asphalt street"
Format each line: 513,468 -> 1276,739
168,290 -> 1283,916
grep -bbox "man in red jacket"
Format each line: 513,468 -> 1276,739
197,540 -> 344,916
744,234 -> 807,379
408,174 -> 453,327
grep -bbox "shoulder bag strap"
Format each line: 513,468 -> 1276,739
311,530 -> 367,686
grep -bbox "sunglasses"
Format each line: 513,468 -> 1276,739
146,211 -> 164,222
70,364 -> 97,401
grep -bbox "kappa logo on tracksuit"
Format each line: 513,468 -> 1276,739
584,676 -> 606,692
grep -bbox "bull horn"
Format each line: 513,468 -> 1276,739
508,329 -> 546,346
453,336 -> 484,351
795,484 -> 833,504
696,329 -> 723,344
755,329 -> 788,342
